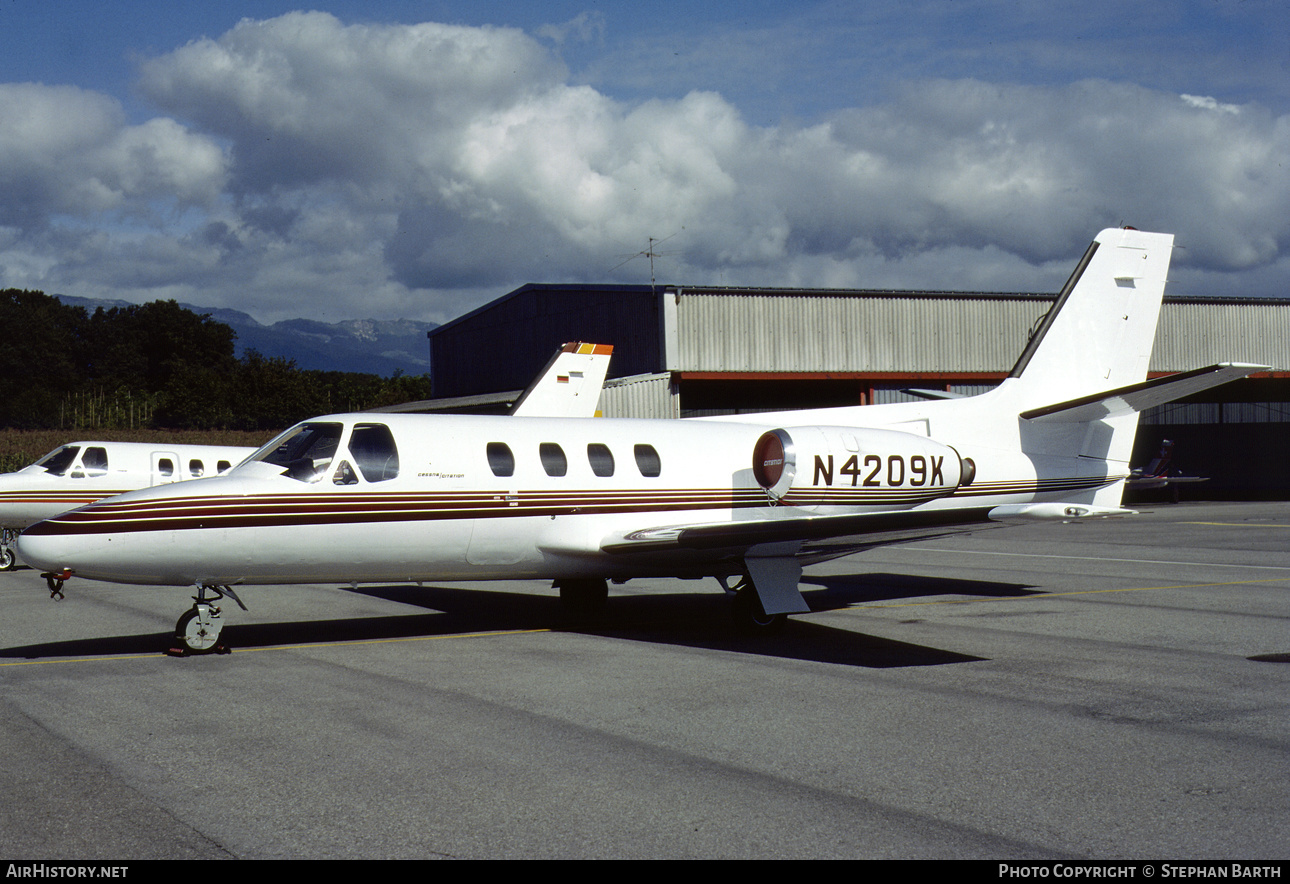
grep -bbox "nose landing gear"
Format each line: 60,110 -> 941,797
169,584 -> 246,656
0,528 -> 17,571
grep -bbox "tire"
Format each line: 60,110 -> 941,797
175,606 -> 223,653
731,587 -> 787,634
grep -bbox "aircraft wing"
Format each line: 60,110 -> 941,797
510,342 -> 614,418
1020,363 -> 1268,423
600,502 -> 1128,556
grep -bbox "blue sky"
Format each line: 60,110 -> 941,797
1,1 -> 1286,323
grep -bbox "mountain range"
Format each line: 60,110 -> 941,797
55,295 -> 436,377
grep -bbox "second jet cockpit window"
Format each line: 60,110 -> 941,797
82,447 -> 109,477
36,446 -> 80,476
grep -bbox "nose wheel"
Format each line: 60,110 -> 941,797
176,604 -> 225,653
170,584 -> 245,655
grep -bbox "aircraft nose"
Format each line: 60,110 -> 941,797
15,526 -> 101,574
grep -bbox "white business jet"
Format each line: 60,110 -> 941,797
0,441 -> 254,571
17,229 -> 1266,652
0,342 -> 612,574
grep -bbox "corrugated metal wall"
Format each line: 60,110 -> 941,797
1151,300 -> 1290,373
599,373 -> 678,419
672,291 -> 1052,373
430,283 -> 1289,397
671,290 -> 1288,375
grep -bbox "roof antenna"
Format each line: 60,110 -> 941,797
610,230 -> 683,295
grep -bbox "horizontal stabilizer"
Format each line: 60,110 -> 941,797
902,388 -> 965,401
1019,363 -> 1268,423
987,503 -> 1136,521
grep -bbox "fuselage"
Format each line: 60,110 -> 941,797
17,398 -> 1123,587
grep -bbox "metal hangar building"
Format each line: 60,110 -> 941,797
425,282 -> 1290,498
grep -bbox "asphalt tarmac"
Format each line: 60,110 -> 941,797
2,501 -> 1288,860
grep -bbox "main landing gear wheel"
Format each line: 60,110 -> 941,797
557,578 -> 609,621
175,604 -> 224,654
731,581 -> 788,634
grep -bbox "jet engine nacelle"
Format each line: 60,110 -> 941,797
752,426 -> 973,506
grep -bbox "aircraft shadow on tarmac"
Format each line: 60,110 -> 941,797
1,575 -> 1005,668
801,571 -> 1043,606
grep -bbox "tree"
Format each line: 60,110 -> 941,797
0,289 -> 89,427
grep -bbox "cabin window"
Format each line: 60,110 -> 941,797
157,458 -> 175,478
634,444 -> 661,477
348,424 -> 399,482
587,443 -> 615,477
252,422 -> 343,482
217,461 -> 232,474
540,443 -> 567,477
37,446 -> 80,476
487,442 -> 515,477
82,447 -> 108,477
189,459 -> 204,478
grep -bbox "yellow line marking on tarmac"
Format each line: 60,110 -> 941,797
1,652 -> 169,667
1180,521 -> 1290,528
854,577 -> 1290,609
0,628 -> 552,667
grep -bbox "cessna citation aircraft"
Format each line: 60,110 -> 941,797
17,228 -> 1266,653
0,441 -> 254,571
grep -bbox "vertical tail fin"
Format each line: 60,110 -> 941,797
1008,228 -> 1174,405
510,342 -> 614,418
995,229 -> 1174,495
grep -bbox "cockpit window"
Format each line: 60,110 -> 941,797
36,446 -> 80,476
332,460 -> 359,485
252,422 -> 344,482
349,424 -> 399,482
83,447 -> 109,477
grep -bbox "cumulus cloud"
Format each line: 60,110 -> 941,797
0,83 -> 226,223
0,12 -> 1286,324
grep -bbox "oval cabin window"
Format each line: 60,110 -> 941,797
486,442 -> 515,477
587,443 -> 614,477
634,444 -> 661,478
539,443 -> 567,477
